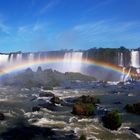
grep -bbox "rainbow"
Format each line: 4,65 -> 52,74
0,57 -> 134,77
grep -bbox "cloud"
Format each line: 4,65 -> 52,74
0,22 -> 10,35
86,0 -> 115,13
71,20 -> 140,48
39,0 -> 59,14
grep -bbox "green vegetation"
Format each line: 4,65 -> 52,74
102,111 -> 122,130
72,103 -> 94,116
125,102 -> 140,115
72,95 -> 100,116
65,72 -> 96,81
3,68 -> 96,88
75,95 -> 100,105
79,134 -> 87,140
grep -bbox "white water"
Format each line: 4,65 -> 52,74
131,50 -> 140,68
118,52 -> 124,67
0,54 -> 9,66
62,52 -> 83,72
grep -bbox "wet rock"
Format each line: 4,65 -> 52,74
125,102 -> 140,115
39,92 -> 54,97
129,128 -> 138,133
37,99 -> 46,104
0,112 -> 5,120
50,96 -> 61,104
32,106 -> 40,112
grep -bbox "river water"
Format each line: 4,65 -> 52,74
0,81 -> 139,140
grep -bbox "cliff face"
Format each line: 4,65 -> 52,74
83,47 -> 132,67
0,47 -> 140,81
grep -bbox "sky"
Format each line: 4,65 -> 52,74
0,0 -> 140,52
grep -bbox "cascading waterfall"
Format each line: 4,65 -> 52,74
28,53 -> 34,62
0,54 -> 9,66
131,50 -> 140,68
0,49 -> 139,81
62,52 -> 83,72
118,52 -> 124,67
16,54 -> 22,63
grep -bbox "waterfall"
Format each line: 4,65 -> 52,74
16,54 -> 22,63
118,52 -> 124,67
62,52 -> 83,72
0,54 -> 9,66
131,50 -> 140,68
28,53 -> 34,62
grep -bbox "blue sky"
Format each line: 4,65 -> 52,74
0,0 -> 140,52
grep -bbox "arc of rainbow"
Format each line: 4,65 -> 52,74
0,57 -> 134,76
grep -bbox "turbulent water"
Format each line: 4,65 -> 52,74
0,81 -> 140,140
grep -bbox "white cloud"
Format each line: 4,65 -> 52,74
0,22 -> 10,35
71,20 -> 140,48
39,0 -> 59,14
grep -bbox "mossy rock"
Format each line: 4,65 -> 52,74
72,103 -> 94,116
75,95 -> 100,105
125,102 -> 140,115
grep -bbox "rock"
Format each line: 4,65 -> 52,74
0,112 -> 5,120
72,103 -> 94,116
32,106 -> 40,112
125,102 -> 140,115
50,96 -> 61,104
129,128 -> 138,133
39,92 -> 54,97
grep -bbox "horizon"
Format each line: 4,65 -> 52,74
0,0 -> 140,52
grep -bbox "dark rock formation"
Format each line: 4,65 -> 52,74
50,96 -> 61,104
125,102 -> 140,115
0,112 -> 5,120
39,92 -> 54,97
32,106 -> 40,112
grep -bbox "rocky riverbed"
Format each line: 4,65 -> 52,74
0,81 -> 139,140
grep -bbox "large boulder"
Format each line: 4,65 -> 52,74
102,111 -> 122,130
125,102 -> 140,115
39,92 -> 54,97
32,106 -> 40,112
0,112 -> 5,120
72,103 -> 94,116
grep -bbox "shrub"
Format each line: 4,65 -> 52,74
102,111 -> 122,130
72,103 -> 94,116
125,102 -> 140,114
79,134 -> 87,140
